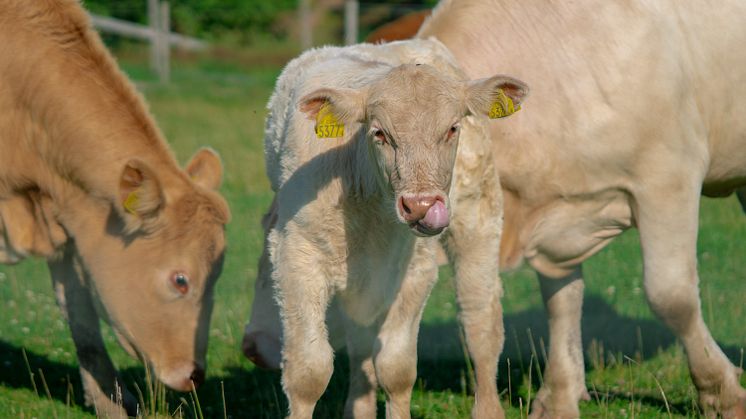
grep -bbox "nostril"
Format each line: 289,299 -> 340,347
242,332 -> 283,370
190,365 -> 205,388
399,196 -> 412,215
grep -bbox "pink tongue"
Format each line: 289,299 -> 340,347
422,200 -> 449,230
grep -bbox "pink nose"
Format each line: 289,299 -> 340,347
398,195 -> 449,232
399,196 -> 437,222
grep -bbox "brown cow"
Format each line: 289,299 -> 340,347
364,10 -> 430,44
0,0 -> 230,416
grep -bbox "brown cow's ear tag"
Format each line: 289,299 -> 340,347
315,102 -> 345,138
488,89 -> 521,119
123,190 -> 140,215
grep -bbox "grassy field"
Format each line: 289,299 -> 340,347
0,50 -> 744,418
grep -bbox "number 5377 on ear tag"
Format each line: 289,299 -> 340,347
488,89 -> 520,119
315,103 -> 345,138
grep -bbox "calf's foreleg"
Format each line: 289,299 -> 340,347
444,145 -> 505,419
274,232 -> 334,419
373,242 -> 438,419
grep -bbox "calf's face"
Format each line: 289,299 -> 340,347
76,149 -> 230,392
300,64 -> 528,236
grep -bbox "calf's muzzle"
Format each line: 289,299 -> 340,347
398,195 -> 449,236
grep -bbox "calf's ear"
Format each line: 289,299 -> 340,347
299,87 -> 366,124
186,147 -> 223,190
118,159 -> 164,232
466,75 -> 529,118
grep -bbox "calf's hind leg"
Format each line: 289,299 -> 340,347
343,321 -> 378,419
49,241 -> 137,417
637,182 -> 746,418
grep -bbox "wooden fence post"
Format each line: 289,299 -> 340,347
158,1 -> 170,83
299,0 -> 312,50
148,0 -> 169,83
344,0 -> 358,45
148,0 -> 159,73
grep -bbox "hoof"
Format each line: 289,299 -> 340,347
529,394 -> 580,419
719,396 -> 746,419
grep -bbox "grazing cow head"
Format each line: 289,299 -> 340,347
66,148 -> 230,392
299,63 -> 528,237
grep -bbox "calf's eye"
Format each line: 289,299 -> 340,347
447,124 -> 460,140
372,129 -> 387,144
171,272 -> 190,294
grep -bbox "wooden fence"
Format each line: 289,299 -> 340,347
90,0 -> 207,83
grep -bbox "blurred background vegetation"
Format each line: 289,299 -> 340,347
83,0 -> 436,46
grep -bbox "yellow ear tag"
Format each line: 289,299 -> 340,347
123,191 -> 140,215
315,103 -> 345,138
488,89 -> 520,119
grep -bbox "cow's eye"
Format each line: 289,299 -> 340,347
171,272 -> 190,295
447,123 -> 460,140
372,129 -> 387,145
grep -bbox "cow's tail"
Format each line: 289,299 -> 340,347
737,187 -> 746,214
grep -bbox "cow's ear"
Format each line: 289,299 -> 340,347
186,147 -> 223,190
299,87 -> 366,124
118,159 -> 164,231
466,75 -> 529,119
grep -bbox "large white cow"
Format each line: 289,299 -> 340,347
417,0 -> 746,417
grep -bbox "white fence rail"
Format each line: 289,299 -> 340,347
90,15 -> 206,51
90,1 -> 207,83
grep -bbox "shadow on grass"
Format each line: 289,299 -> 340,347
1,294 -> 744,417
415,293 -> 744,415
0,341 -> 89,412
189,293 -> 745,417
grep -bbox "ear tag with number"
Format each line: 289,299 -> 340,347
315,103 -> 345,138
123,191 -> 140,215
488,89 -> 520,119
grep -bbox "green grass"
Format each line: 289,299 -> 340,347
0,51 -> 744,418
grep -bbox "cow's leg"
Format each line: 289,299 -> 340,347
275,243 -> 334,419
443,151 -> 504,419
374,242 -> 438,419
637,184 -> 746,418
343,321 -> 378,419
736,187 -> 746,214
530,268 -> 589,419
49,242 -> 137,417
445,237 -> 504,419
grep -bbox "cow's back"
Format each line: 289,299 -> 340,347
419,0 -> 746,199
